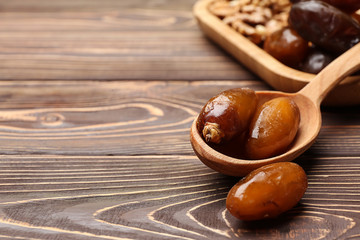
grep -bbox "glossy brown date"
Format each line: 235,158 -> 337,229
246,97 -> 300,160
226,162 -> 308,221
197,88 -> 258,144
300,47 -> 335,74
264,27 -> 309,67
290,0 -> 360,13
289,1 -> 360,54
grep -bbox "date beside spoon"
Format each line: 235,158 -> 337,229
190,43 -> 360,177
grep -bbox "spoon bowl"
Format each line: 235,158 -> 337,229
190,91 -> 320,176
190,43 -> 360,176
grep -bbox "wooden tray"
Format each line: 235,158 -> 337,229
193,0 -> 360,106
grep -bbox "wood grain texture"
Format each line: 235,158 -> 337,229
0,0 -> 199,11
0,0 -> 256,82
0,0 -> 359,239
0,81 -> 357,239
0,81 -> 261,155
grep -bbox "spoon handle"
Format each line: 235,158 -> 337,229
299,42 -> 360,106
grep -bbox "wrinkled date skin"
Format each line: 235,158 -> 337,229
197,88 -> 258,144
264,27 -> 309,67
226,162 -> 308,221
246,97 -> 300,160
289,1 -> 360,54
290,0 -> 360,13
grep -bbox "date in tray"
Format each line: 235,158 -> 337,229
193,0 -> 360,106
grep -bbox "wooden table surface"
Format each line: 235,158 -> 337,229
0,0 -> 359,239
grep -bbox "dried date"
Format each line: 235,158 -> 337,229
289,1 -> 360,54
290,0 -> 360,13
300,47 -> 335,74
197,88 -> 258,144
264,26 -> 309,67
245,97 -> 300,160
226,162 -> 308,221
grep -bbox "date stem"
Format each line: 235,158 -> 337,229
203,122 -> 224,144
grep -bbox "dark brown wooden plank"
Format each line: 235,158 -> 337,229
0,3 -> 256,81
0,80 -> 263,155
0,80 -> 356,157
0,155 -> 360,239
0,0 -> 359,239
0,0 -> 199,12
0,80 -> 357,239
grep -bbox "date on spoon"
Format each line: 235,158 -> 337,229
190,43 -> 360,176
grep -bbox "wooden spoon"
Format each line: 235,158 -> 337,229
190,43 -> 360,177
